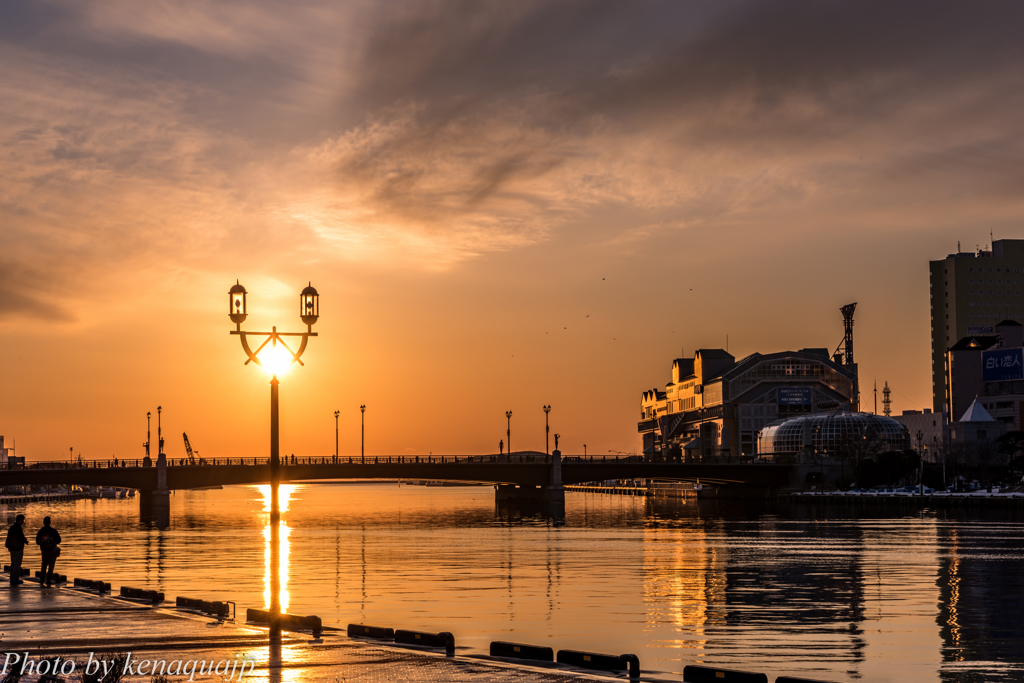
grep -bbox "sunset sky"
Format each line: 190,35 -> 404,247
3,1 -> 1023,461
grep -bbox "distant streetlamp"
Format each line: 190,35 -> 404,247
228,279 -> 319,644
917,429 -> 925,496
505,411 -> 513,455
543,405 -> 551,454
360,405 -> 366,463
334,410 -> 340,462
583,444 -> 587,457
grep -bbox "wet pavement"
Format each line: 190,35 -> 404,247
0,580 -> 639,682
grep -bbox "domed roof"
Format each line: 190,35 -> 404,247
758,411 -> 910,455
301,282 -> 318,296
229,280 -> 247,294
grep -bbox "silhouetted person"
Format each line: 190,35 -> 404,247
36,516 -> 62,587
5,514 -> 27,585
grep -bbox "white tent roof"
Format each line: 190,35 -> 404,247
959,397 -> 996,423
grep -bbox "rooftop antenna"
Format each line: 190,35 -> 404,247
882,381 -> 892,417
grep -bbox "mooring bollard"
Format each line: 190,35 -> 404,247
176,596 -> 232,618
4,565 -> 30,577
34,571 -> 67,583
119,586 -> 164,604
347,624 -> 395,640
557,650 -> 640,677
246,609 -> 323,638
489,641 -> 554,662
73,578 -> 111,593
682,664 -> 768,682
394,629 -> 455,656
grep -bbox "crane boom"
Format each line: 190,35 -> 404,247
183,432 -> 199,464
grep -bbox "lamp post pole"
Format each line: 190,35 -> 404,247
505,411 -> 513,458
917,430 -> 925,496
334,410 -> 340,463
228,280 -> 319,646
360,405 -> 366,464
543,405 -> 551,455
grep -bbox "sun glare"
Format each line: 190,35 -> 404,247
260,343 -> 295,376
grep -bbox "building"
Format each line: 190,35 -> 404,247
891,409 -> 948,463
944,320 -> 1024,431
949,398 -> 1008,448
0,436 -> 7,467
638,348 -> 859,459
929,239 -> 1024,413
758,412 -> 910,457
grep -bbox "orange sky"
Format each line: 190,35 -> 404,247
2,1 -> 1024,461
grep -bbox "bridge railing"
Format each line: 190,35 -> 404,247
11,453 -> 779,469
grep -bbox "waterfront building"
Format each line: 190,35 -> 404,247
891,410 -> 948,463
929,239 -> 1024,413
757,412 -> 911,457
638,348 -> 858,459
0,436 -> 7,467
943,319 -> 1024,430
949,398 -> 1008,448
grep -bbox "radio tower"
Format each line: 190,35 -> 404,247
882,381 -> 892,417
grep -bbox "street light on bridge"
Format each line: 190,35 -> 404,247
505,411 -> 513,456
360,405 -> 366,464
334,410 -> 340,463
543,405 -> 551,455
228,279 -> 319,644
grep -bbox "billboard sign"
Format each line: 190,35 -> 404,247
778,387 -> 813,405
982,348 -> 1024,382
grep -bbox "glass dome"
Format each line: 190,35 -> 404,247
758,412 -> 910,455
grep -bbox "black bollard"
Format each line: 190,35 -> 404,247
347,624 -> 394,640
489,641 -> 554,662
682,665 -> 768,682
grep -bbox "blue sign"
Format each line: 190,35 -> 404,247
778,387 -> 812,405
982,348 -> 1024,382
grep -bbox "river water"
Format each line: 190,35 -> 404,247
6,483 -> 1024,682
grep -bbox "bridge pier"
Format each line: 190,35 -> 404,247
139,452 -> 170,528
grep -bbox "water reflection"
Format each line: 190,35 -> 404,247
20,485 -> 1024,682
263,523 -> 290,612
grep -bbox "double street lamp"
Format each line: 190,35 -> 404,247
228,280 -> 319,643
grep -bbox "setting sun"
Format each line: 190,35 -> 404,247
259,343 -> 296,377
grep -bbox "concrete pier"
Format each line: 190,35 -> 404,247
0,578 -> 620,682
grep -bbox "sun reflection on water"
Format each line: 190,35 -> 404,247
258,485 -> 296,613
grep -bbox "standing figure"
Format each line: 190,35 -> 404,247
36,516 -> 62,587
5,514 -> 27,585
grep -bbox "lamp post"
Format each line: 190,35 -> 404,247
505,411 -> 513,457
228,279 -> 319,644
543,405 -> 551,455
334,411 -> 340,462
917,429 -> 925,496
583,444 -> 587,457
360,405 -> 366,464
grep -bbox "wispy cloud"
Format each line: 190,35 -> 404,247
2,0 -> 1024,319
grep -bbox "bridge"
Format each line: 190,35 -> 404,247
0,453 -> 797,508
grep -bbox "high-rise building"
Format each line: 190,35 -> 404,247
929,239 -> 1024,415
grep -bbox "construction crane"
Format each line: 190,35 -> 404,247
183,432 -> 199,465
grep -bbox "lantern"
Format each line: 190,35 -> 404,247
229,281 -> 247,324
300,283 -> 319,326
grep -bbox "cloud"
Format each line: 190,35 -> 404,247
2,0 -> 1024,320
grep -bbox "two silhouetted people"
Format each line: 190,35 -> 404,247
5,514 -> 27,585
36,517 -> 62,587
